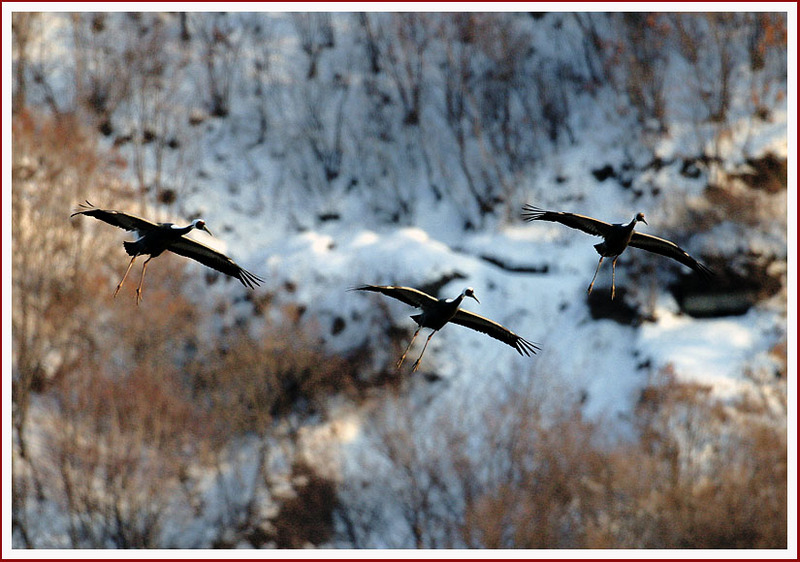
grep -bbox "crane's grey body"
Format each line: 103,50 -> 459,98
522,205 -> 712,299
71,201 -> 263,304
352,284 -> 539,371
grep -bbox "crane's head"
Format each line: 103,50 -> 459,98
635,212 -> 647,225
463,287 -> 480,304
192,219 -> 213,236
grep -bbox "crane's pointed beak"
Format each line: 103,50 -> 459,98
469,293 -> 480,304
641,218 -> 648,225
201,225 -> 214,236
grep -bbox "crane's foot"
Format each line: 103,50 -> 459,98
587,283 -> 594,295
611,286 -> 616,300
395,356 -> 406,369
135,288 -> 143,306
113,285 -> 123,298
411,359 -> 422,372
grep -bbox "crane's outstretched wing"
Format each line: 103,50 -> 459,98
629,232 -> 714,279
70,200 -> 158,233
350,285 -> 439,309
168,237 -> 264,289
450,310 -> 540,356
521,205 -> 614,238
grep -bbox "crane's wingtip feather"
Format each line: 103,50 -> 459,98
697,263 -> 715,280
237,267 -> 265,289
71,200 -> 95,217
516,337 -> 541,356
521,204 -> 547,222
350,284 -> 383,292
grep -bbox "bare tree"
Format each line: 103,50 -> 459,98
379,13 -> 432,126
196,13 -> 244,118
616,13 -> 670,132
11,113 -> 122,461
292,13 -> 335,80
11,12 -> 39,113
336,365 -> 786,548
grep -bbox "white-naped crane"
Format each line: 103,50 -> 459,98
71,201 -> 263,304
352,284 -> 540,371
522,205 -> 713,299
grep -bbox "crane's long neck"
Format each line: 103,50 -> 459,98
169,223 -> 195,236
442,293 -> 465,317
445,293 -> 465,307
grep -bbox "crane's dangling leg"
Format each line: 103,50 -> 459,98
135,256 -> 154,306
611,256 -> 619,300
396,327 -> 421,369
114,255 -> 138,298
411,331 -> 436,372
587,256 -> 604,295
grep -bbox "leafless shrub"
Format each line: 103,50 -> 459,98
376,13 -> 432,127
437,13 -> 578,222
272,460 -> 338,548
745,13 -> 787,120
186,321 -> 363,442
292,13 -> 335,80
436,14 -> 509,220
571,13 -> 613,89
11,12 -> 39,113
670,13 -> 742,124
163,322 -> 364,548
195,13 -> 243,119
242,14 -> 275,147
12,110 -> 126,461
12,109 -> 201,548
69,13 -> 137,126
299,80 -> 349,187
339,364 -> 786,548
45,361 -> 204,547
11,107 -> 367,543
14,207 -> 358,548
626,367 -> 787,548
13,223 -> 207,547
118,13 -> 196,200
337,394 -> 466,548
615,13 -> 671,131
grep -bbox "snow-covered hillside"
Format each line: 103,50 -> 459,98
9,10 -> 791,550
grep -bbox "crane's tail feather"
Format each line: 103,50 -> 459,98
123,240 -> 139,257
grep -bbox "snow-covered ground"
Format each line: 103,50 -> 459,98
7,10 -> 792,550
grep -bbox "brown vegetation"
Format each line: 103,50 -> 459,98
10,110 -> 357,548
340,368 -> 786,548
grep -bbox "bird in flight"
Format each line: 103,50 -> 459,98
522,205 -> 713,299
71,201 -> 263,304
352,284 -> 539,371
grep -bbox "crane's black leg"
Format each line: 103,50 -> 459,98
411,331 -> 436,372
113,255 -> 138,298
135,256 -> 154,305
396,327 -> 421,369
611,256 -> 618,300
587,256 -> 604,295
